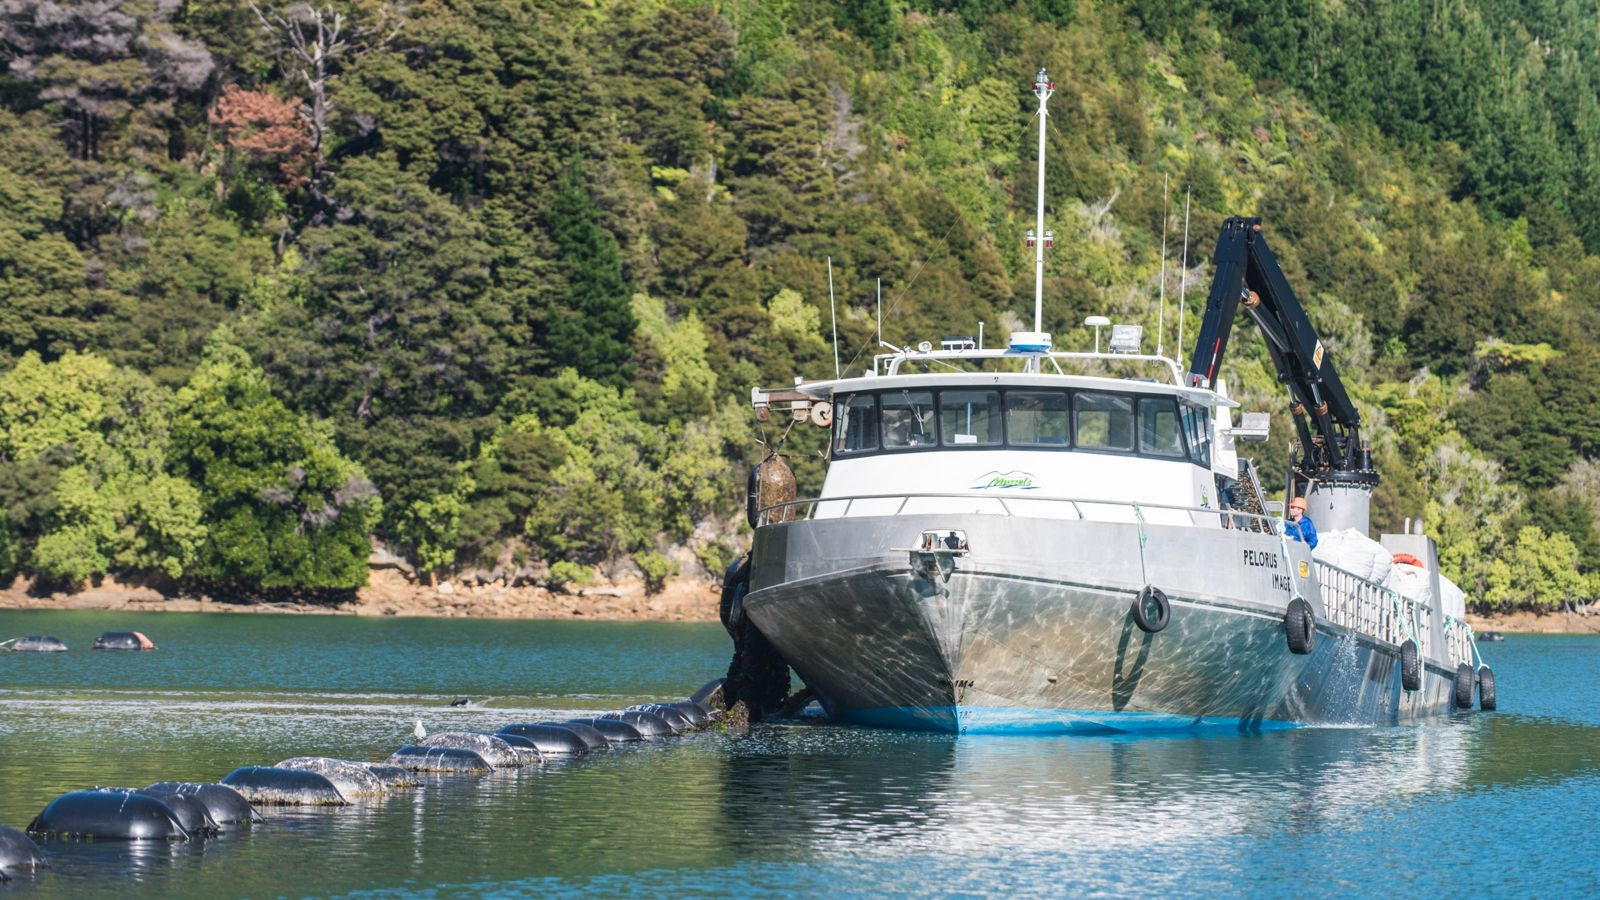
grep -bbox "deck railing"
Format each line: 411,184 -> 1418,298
756,492 -> 1279,531
1315,560 -> 1428,655
1316,559 -> 1477,666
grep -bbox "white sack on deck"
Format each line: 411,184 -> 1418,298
1438,574 -> 1467,621
1311,528 -> 1394,585
1388,563 -> 1435,608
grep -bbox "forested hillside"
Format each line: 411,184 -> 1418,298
1,0 -> 1597,610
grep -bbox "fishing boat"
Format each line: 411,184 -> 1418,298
723,69 -> 1494,734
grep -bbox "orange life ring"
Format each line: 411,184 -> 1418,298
1392,552 -> 1424,568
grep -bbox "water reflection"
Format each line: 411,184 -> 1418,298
0,617 -> 1594,897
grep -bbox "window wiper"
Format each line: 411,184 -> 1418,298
901,390 -> 927,435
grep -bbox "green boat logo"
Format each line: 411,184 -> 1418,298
970,470 -> 1040,490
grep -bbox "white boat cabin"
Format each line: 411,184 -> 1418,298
758,340 -> 1254,528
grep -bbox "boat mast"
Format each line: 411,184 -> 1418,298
1032,68 -> 1054,335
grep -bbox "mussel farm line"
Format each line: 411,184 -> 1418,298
0,679 -> 729,886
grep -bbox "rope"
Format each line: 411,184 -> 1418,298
1276,523 -> 1304,603
1132,502 -> 1150,586
1390,588 -> 1420,649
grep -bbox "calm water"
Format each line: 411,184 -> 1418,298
0,611 -> 1595,897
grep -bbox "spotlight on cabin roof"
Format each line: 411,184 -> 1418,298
1109,324 -> 1144,354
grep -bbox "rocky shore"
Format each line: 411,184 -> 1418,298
1466,609 -> 1600,635
0,568 -> 721,622
3,571 -> 1592,633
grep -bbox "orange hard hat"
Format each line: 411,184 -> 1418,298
1289,497 -> 1308,511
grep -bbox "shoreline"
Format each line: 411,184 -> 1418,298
3,572 -> 1594,634
1466,609 -> 1600,635
0,569 -> 722,622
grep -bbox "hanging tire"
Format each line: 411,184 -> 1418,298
1453,662 -> 1475,709
1400,639 -> 1420,691
719,556 -> 751,637
1284,598 -> 1315,654
745,465 -> 761,528
1131,586 -> 1170,634
1478,666 -> 1496,711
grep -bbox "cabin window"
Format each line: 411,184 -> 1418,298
939,390 -> 1002,446
881,390 -> 937,449
1180,400 -> 1212,467
1138,397 -> 1185,458
1074,392 -> 1134,451
1006,391 -> 1070,446
833,393 -> 879,455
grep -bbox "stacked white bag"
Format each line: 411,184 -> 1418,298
1388,563 -> 1434,608
1311,528 -> 1394,584
1437,574 -> 1467,620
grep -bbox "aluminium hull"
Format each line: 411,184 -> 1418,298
746,513 -> 1457,734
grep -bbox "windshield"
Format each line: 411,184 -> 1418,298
881,390 -> 936,450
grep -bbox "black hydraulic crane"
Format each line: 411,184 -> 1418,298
1187,217 -> 1378,494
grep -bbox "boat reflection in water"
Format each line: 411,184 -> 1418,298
711,714 -> 1599,869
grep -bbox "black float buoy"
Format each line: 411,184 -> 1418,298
1479,666 -> 1497,711
275,758 -> 389,798
628,703 -> 695,731
417,732 -> 522,768
143,782 -> 261,826
689,678 -> 725,709
549,721 -> 609,750
614,711 -> 674,737
28,789 -> 188,840
385,745 -> 493,774
8,636 -> 67,652
660,701 -> 713,727
356,764 -> 420,789
490,732 -> 548,764
566,717 -> 644,743
123,787 -> 216,836
92,631 -> 154,650
221,766 -> 349,806
0,824 -> 45,877
497,724 -> 591,755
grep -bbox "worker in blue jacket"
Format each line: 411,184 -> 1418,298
1284,496 -> 1318,549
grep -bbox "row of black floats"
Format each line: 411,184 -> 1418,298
0,680 -> 726,881
1,631 -> 156,652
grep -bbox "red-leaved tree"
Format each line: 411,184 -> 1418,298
210,85 -> 312,191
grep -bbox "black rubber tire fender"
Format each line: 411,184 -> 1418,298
1400,639 -> 1421,692
1478,666 -> 1496,711
745,465 -> 761,528
1131,585 -> 1170,634
719,556 -> 751,636
1284,597 -> 1315,655
1453,662 -> 1475,709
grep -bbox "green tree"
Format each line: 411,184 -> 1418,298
171,338 -> 379,590
0,351 -> 204,583
545,164 -> 636,389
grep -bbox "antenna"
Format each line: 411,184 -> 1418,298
1177,187 -> 1191,370
828,257 -> 840,379
1157,174 -> 1169,358
1031,68 -> 1054,335
876,277 -> 882,349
